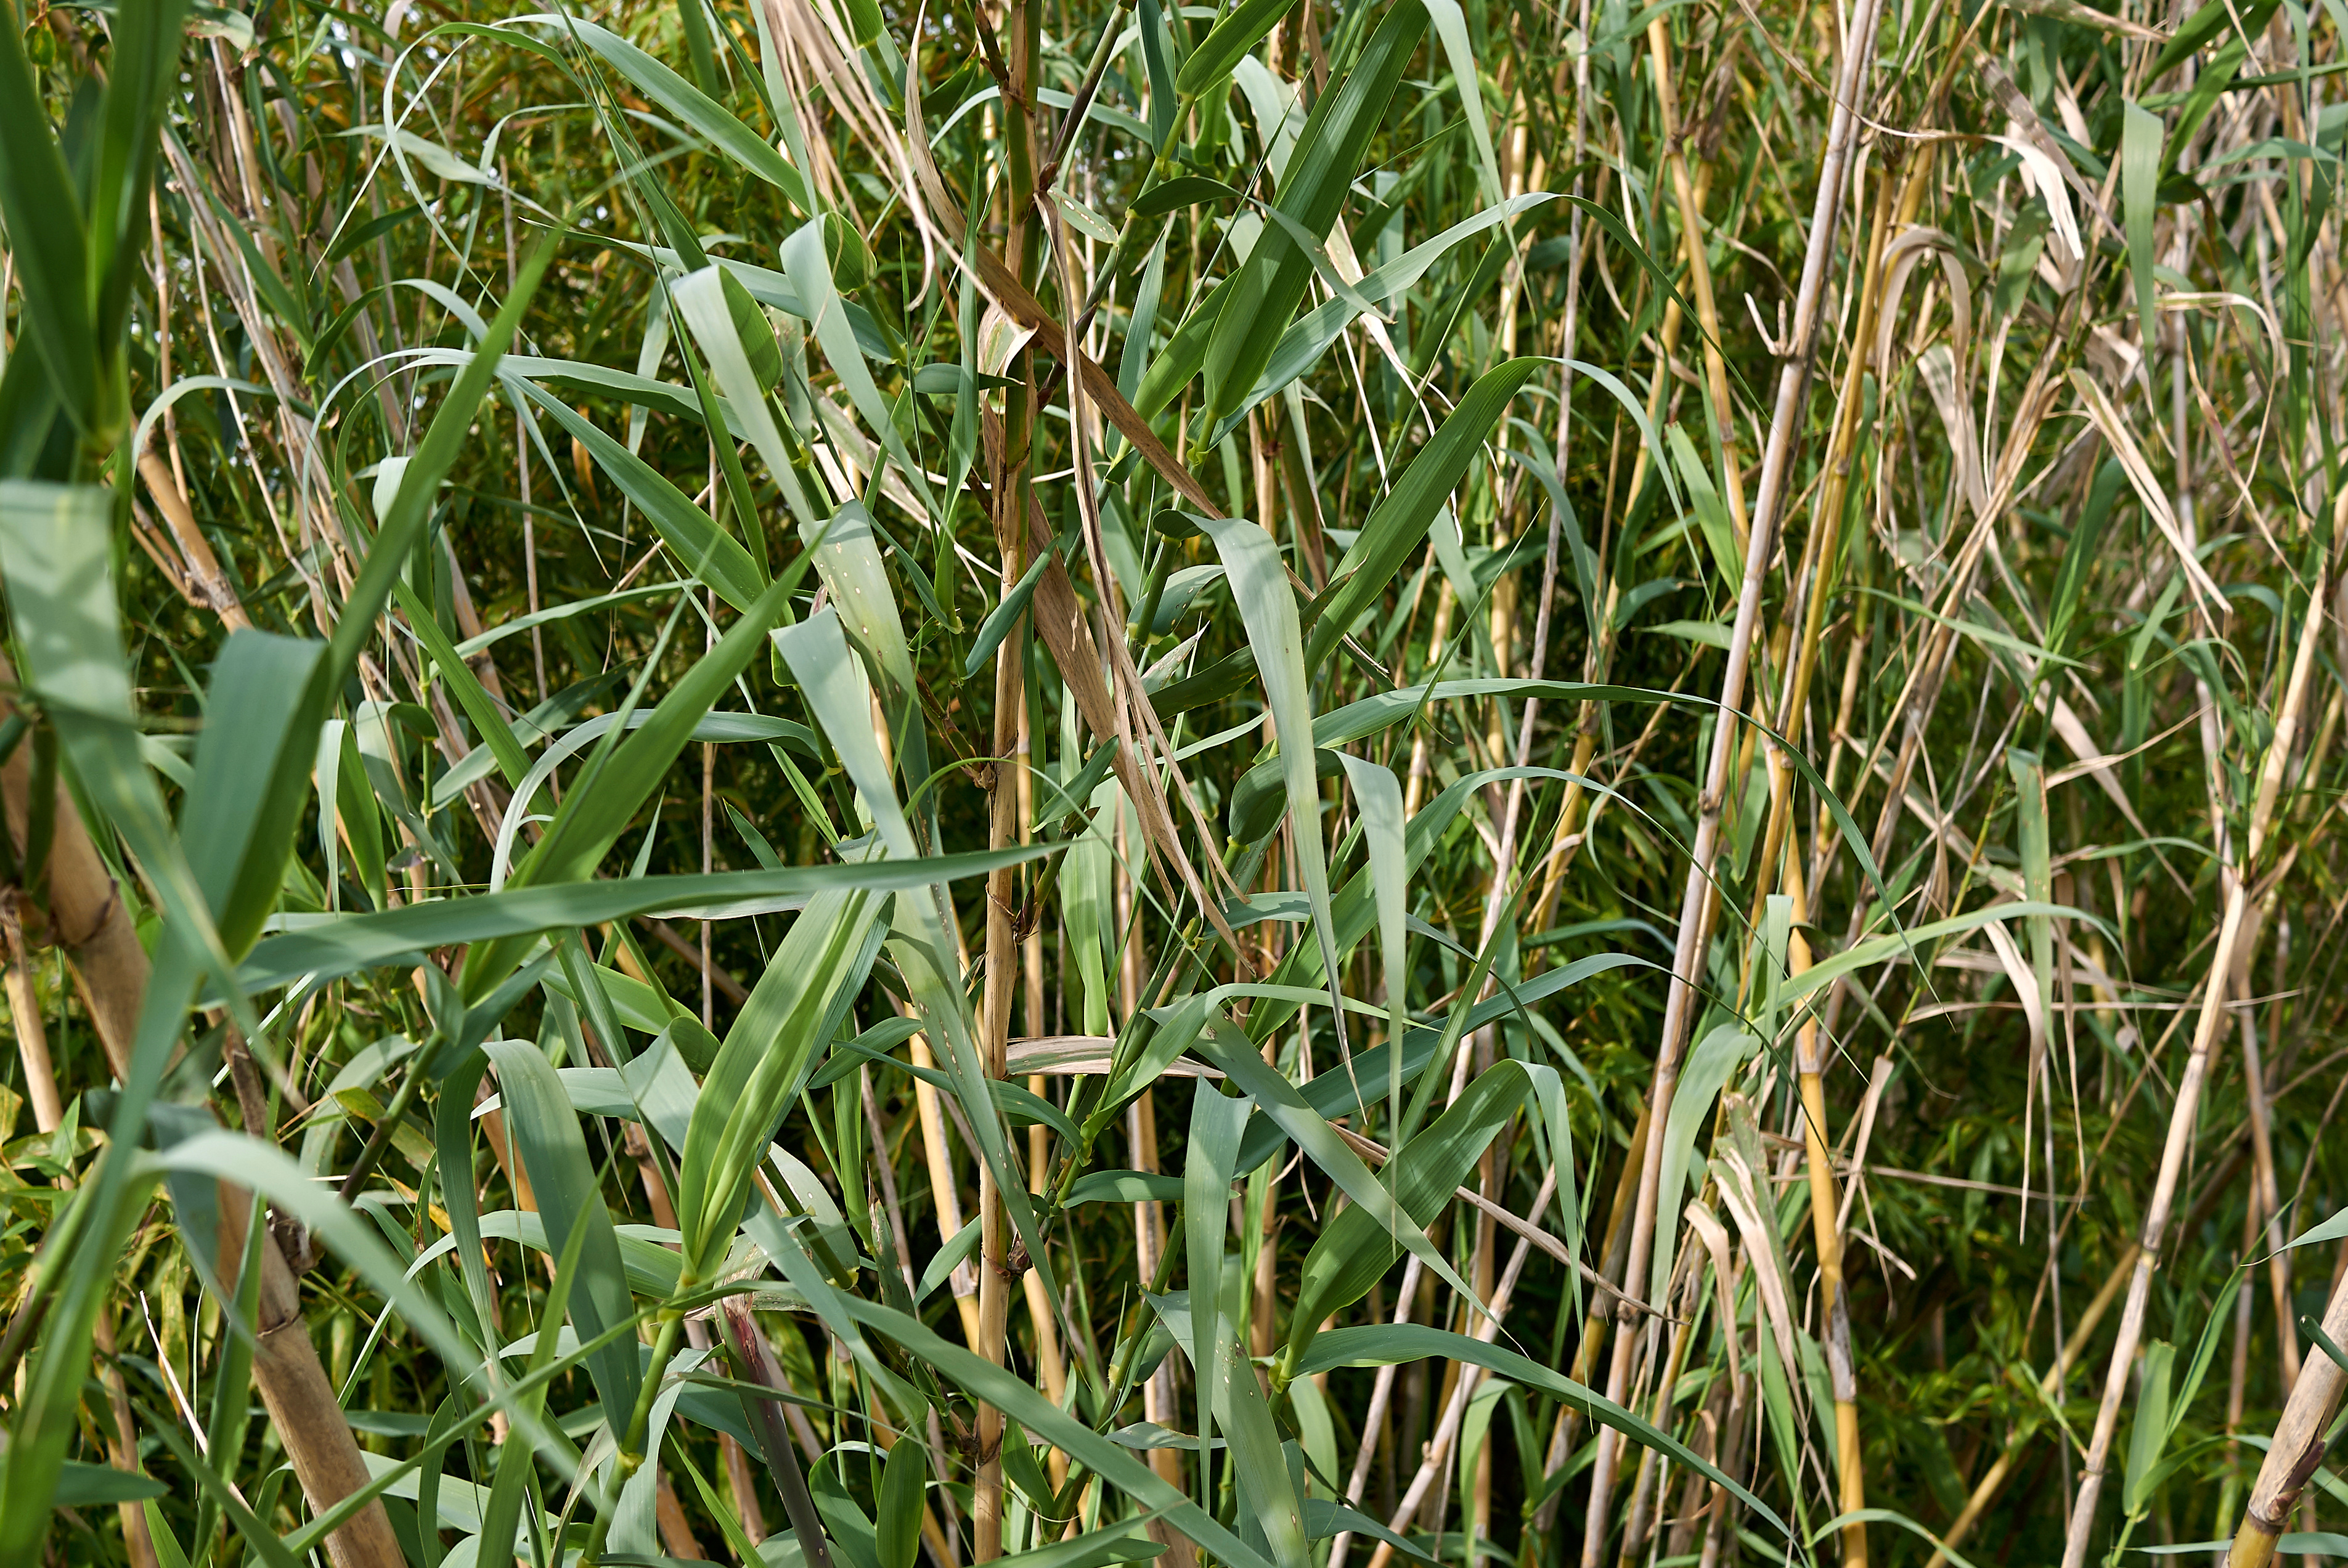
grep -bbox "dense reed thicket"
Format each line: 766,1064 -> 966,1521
1,0 -> 2346,1564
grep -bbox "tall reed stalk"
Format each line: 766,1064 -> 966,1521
2,2 -> 2346,1568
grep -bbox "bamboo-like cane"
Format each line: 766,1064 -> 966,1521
972,336 -> 1030,1566
2224,1189 -> 2265,1551
907,1024 -> 985,1347
1360,1170 -> 1557,1568
216,1182 -> 407,1568
2235,906 -> 2304,1393
1425,170 -> 1590,1471
1735,139 -> 1933,962
1578,0 -> 1887,1554
0,658 -> 399,1568
2228,1263 -> 2348,1568
2060,542 -> 2333,1568
1786,848 -> 1866,1567
1528,1105 -> 1650,1542
1127,1083 -> 1182,1489
91,1306 -> 162,1568
1645,18 -> 1746,548
1,898 -> 158,1568
1325,1253 -> 1427,1567
136,450 -> 252,632
0,668 -> 152,1063
1013,692 -> 1072,1489
2,897 -> 62,1134
1613,1248 -> 1708,1567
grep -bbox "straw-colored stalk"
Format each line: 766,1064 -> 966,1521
1580,0 -> 1886,1553
2060,545 -> 2333,1568
136,449 -> 251,632
2227,1262 -> 2348,1568
1785,849 -> 1864,1567
1613,1248 -> 1710,1566
2,896 -> 61,1134
1326,1253 -> 1429,1567
973,15 -> 1045,1550
215,1180 -> 407,1568
1528,37 -> 1710,935
0,899 -> 155,1568
973,372 -> 1031,1567
1738,142 -> 1932,961
1014,699 -> 1072,1490
908,1025 -> 984,1347
0,674 -> 150,1062
0,656 -> 394,1564
2233,901 -> 2302,1392
1527,1105 -> 1650,1544
91,1306 -> 161,1568
1361,1171 -> 1555,1568
1645,17 -> 1745,545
